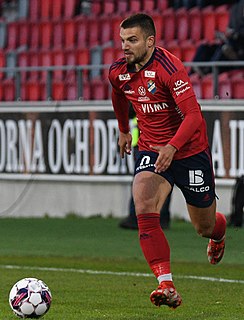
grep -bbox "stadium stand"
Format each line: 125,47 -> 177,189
0,0 -> 242,100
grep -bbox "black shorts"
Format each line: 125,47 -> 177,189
134,148 -> 216,208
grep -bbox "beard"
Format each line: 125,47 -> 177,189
125,49 -> 148,65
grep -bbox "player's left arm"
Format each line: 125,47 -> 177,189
167,68 -> 204,151
168,96 -> 203,151
152,68 -> 203,173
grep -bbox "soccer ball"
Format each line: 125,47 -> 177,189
9,277 -> 52,318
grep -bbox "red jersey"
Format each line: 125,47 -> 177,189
109,46 -> 209,160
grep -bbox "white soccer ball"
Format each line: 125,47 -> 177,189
9,277 -> 52,318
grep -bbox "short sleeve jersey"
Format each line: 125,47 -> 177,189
109,47 -> 209,160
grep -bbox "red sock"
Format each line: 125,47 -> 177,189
211,212 -> 226,241
137,213 -> 171,279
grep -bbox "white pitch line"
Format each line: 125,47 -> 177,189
1,264 -> 244,285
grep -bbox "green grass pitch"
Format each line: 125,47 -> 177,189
0,216 -> 243,319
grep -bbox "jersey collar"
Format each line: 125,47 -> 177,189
127,47 -> 156,73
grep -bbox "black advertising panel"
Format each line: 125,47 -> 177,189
0,105 -> 243,179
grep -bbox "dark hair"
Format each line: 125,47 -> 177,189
120,13 -> 156,38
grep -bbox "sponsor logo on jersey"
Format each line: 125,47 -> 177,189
141,102 -> 169,113
175,86 -> 191,96
173,79 -> 191,96
138,86 -> 146,96
123,84 -> 135,94
147,80 -> 156,94
144,70 -> 156,78
119,73 -> 131,81
138,96 -> 150,101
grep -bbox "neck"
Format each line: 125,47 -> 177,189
135,47 -> 155,71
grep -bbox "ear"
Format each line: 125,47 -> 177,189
147,35 -> 155,48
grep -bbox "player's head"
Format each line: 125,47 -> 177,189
120,13 -> 156,66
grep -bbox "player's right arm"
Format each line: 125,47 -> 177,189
109,68 -> 131,158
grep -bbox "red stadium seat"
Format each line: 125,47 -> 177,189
189,7 -> 202,42
162,8 -> 176,42
0,82 -> 3,100
155,0 -> 168,11
40,51 -> 53,82
67,83 -> 78,100
103,1 -> 115,15
218,72 -> 232,99
75,16 -> 88,48
116,0 -> 128,14
202,6 -> 216,43
6,22 -> 18,50
82,81 -> 91,100
52,0 -> 63,20
41,0 -> 52,20
53,21 -> 64,49
29,23 -> 40,50
100,17 -> 113,44
28,50 -> 40,80
215,5 -> 230,33
142,0 -> 155,12
52,81 -> 66,100
201,74 -> 213,99
112,15 -> 123,48
87,18 -> 100,46
76,48 -> 90,80
2,79 -> 15,101
231,71 -> 244,99
152,13 -> 163,43
166,40 -> 182,60
129,0 -> 141,13
65,49 -> 77,82
40,21 -> 53,50
18,20 -> 29,48
18,51 -> 29,81
189,73 -> 202,99
90,1 -> 102,16
29,0 -> 40,21
0,50 -> 5,80
102,47 -> 115,79
23,81 -> 44,101
181,40 -> 196,62
113,48 -> 123,60
52,50 -> 66,80
90,79 -> 108,100
175,8 -> 189,42
64,0 -> 79,18
63,20 -> 76,49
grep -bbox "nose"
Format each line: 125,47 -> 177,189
122,41 -> 129,50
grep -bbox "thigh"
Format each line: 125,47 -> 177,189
133,151 -> 174,213
133,171 -> 172,215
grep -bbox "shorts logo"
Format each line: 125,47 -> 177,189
140,155 -> 150,166
136,155 -> 155,171
189,170 -> 204,186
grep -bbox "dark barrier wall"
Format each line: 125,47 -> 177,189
0,102 -> 243,180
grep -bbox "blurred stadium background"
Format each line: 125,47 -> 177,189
0,0 -> 243,221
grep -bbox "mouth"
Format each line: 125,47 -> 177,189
124,52 -> 133,57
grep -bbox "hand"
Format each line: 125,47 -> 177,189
150,144 -> 177,173
118,132 -> 132,158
